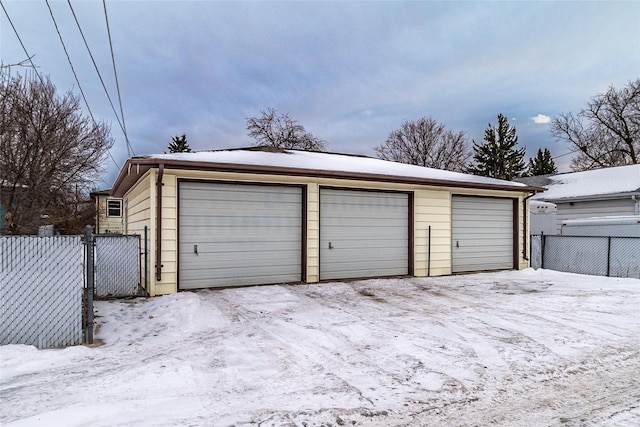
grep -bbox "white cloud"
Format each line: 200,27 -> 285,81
532,114 -> 551,124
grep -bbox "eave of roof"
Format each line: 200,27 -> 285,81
111,157 -> 545,198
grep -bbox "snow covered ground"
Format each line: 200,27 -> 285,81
1,269 -> 639,426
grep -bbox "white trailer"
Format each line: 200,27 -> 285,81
561,215 -> 640,237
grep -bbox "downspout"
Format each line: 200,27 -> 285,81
95,197 -> 100,234
156,163 -> 164,282
522,193 -> 536,261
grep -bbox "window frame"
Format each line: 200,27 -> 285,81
106,199 -> 122,218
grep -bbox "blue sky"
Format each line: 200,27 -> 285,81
2,1 -> 639,188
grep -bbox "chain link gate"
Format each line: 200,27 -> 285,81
94,234 -> 141,298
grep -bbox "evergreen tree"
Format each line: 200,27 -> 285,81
469,114 -> 526,180
168,134 -> 192,153
525,148 -> 558,176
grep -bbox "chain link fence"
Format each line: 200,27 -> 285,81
1,236 -> 84,348
95,234 -> 141,298
1,230 -> 145,349
531,234 -> 640,279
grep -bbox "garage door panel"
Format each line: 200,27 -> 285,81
452,196 -> 514,273
320,188 -> 409,280
180,252 -> 302,270
180,227 -> 300,240
180,204 -> 300,216
182,272 -> 301,289
319,239 -> 409,250
182,245 -> 300,260
179,182 -> 302,289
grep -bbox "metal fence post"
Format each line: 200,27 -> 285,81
540,232 -> 544,269
84,225 -> 94,344
606,236 -> 612,277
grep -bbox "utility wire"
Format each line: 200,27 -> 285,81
67,0 -> 132,157
0,0 -> 45,85
553,148 -> 580,160
103,0 -> 134,157
46,0 -> 95,123
45,0 -> 119,169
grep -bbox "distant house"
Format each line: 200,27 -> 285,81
91,189 -> 124,234
110,147 -> 542,296
529,200 -> 557,235
518,164 -> 640,234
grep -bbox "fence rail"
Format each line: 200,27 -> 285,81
531,234 -> 640,279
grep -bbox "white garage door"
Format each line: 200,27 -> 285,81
452,195 -> 515,273
179,181 -> 303,289
320,188 -> 409,280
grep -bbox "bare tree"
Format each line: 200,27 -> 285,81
551,78 -> 640,171
0,71 -> 113,234
375,117 -> 471,172
246,107 -> 326,151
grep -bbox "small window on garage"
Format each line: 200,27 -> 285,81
107,199 -> 122,217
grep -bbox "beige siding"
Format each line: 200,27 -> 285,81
137,168 -> 532,295
414,189 -> 451,276
122,170 -> 153,293
95,195 -> 124,234
158,174 -> 178,296
307,183 -> 320,282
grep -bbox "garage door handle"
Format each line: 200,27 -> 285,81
329,242 -> 334,249
194,244 -> 198,255
456,241 -> 459,248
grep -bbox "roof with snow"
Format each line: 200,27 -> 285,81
111,147 -> 542,197
525,164 -> 640,202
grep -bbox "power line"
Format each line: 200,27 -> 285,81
66,0 -> 132,157
553,148 -> 580,160
46,0 -> 95,121
103,0 -> 134,157
45,0 -> 119,170
0,0 -> 45,85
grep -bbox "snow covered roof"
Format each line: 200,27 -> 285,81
529,164 -> 640,201
112,147 -> 542,197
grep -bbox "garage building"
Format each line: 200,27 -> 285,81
110,147 -> 542,296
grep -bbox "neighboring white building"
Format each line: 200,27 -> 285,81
91,189 -> 124,234
529,200 -> 557,235
518,164 -> 640,234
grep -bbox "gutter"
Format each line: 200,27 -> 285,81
156,163 -> 164,282
111,157 -> 545,197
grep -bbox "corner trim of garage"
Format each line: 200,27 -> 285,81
301,186 -> 308,283
409,192 -> 415,276
512,198 -> 519,269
